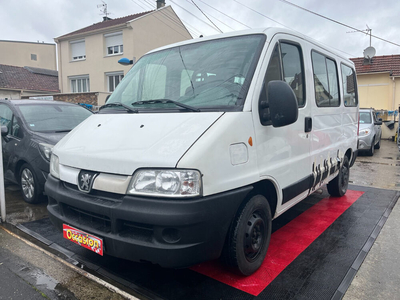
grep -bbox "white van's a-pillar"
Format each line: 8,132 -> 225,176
0,136 -> 6,223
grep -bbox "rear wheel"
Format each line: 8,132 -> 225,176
367,138 -> 375,156
222,194 -> 272,276
327,156 -> 350,197
374,139 -> 381,149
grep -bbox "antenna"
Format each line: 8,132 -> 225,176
97,1 -> 111,18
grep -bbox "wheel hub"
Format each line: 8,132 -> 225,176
244,212 -> 265,261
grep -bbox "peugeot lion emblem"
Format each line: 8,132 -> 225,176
78,170 -> 98,193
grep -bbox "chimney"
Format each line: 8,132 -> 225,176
103,16 -> 112,22
156,0 -> 165,9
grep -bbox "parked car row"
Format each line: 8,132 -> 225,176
1,99 -> 92,203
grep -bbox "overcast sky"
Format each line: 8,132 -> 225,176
1,0 -> 400,59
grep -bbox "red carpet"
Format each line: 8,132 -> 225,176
191,190 -> 364,296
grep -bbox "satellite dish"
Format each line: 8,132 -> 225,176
363,46 -> 376,59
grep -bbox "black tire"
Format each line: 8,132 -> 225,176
222,194 -> 272,276
19,163 -> 42,204
374,139 -> 381,149
327,156 -> 350,197
367,138 -> 375,156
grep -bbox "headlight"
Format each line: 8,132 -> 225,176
50,154 -> 60,179
359,129 -> 371,136
39,143 -> 54,161
128,169 -> 201,197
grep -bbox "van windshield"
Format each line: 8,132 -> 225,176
359,112 -> 372,124
104,34 -> 266,112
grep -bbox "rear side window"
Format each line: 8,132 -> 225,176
312,51 -> 340,107
341,64 -> 358,107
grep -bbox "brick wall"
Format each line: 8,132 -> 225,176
22,92 -> 99,105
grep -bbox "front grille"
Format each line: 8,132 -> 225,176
63,204 -> 111,233
63,182 -> 124,204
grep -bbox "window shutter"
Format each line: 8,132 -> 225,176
105,33 -> 123,48
70,40 -> 86,59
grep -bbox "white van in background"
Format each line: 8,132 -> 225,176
45,28 -> 359,276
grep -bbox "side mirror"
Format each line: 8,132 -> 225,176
263,81 -> 298,127
375,121 -> 382,125
1,126 -> 8,137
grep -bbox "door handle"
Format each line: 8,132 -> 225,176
305,117 -> 312,133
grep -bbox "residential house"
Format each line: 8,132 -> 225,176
54,1 -> 192,105
350,55 -> 400,138
0,40 -> 56,70
0,64 -> 59,99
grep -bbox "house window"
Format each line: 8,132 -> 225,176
107,72 -> 124,92
70,76 -> 90,93
70,39 -> 86,61
105,32 -> 123,56
31,54 -> 37,61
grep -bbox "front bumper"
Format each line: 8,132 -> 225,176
358,135 -> 373,150
45,175 -> 252,268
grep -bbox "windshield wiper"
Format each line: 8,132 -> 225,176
99,103 -> 138,113
55,129 -> 72,133
132,99 -> 200,112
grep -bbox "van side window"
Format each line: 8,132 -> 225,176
263,42 -> 305,107
340,64 -> 358,107
312,51 -> 340,107
280,43 -> 305,107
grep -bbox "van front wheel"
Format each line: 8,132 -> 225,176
222,195 -> 272,276
327,156 -> 350,197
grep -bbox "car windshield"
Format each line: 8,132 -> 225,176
18,103 -> 92,132
359,112 -> 372,124
104,34 -> 266,112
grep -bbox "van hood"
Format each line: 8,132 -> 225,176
53,112 -> 223,175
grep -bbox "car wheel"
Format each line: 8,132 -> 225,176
367,138 -> 375,156
222,194 -> 272,276
374,139 -> 381,149
327,156 -> 350,197
19,163 -> 41,204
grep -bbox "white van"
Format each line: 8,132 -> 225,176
46,28 -> 359,276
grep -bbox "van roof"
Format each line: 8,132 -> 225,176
147,27 -> 353,65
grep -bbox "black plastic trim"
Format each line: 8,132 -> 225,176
282,174 -> 314,204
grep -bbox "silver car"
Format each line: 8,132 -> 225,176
358,108 -> 382,156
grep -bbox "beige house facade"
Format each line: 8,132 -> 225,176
0,40 -> 56,70
351,56 -> 400,139
55,5 -> 192,105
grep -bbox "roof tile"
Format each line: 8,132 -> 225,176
57,10 -> 154,39
0,64 -> 59,92
350,55 -> 400,76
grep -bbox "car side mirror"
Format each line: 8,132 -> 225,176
375,121 -> 382,125
1,126 -> 8,137
266,81 -> 298,127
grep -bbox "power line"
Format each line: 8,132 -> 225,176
233,0 -> 290,29
169,0 -> 221,33
234,0 -> 357,58
140,0 -> 202,36
129,0 -> 192,39
186,0 -> 236,31
194,0 -> 250,29
279,0 -> 400,48
189,0 -> 223,33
